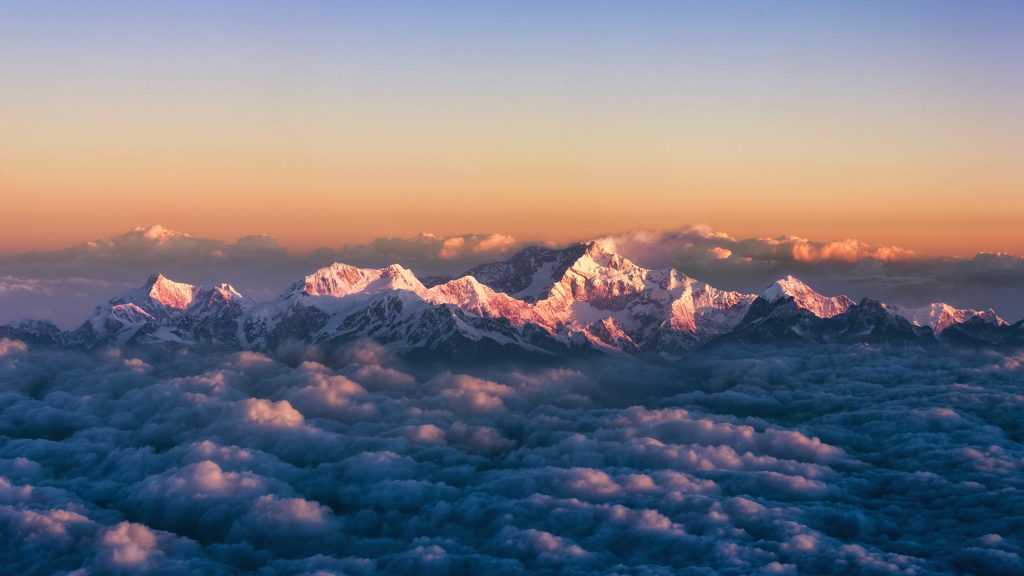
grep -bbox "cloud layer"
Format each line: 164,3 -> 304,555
0,339 -> 1020,574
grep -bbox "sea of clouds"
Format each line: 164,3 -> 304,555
0,338 -> 1021,575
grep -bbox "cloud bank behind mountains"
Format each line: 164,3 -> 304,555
596,227 -> 1024,322
0,340 -> 1021,574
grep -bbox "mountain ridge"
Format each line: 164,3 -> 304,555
2,243 -> 1017,357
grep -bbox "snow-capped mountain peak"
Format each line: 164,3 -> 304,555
432,275 -> 490,301
428,276 -> 543,326
576,241 -> 639,273
297,262 -> 425,298
214,283 -> 244,300
891,302 -> 1006,333
762,275 -> 808,302
142,273 -> 198,310
459,244 -> 590,302
74,274 -> 246,347
546,242 -> 650,303
465,242 -> 757,350
762,275 -> 853,318
236,244 -> 763,357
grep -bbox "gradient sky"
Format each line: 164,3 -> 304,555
2,1 -> 1022,255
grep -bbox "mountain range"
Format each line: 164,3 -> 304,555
3,241 -> 1020,358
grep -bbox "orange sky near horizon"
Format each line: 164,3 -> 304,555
1,2 -> 1022,257
2,118 -> 1021,257
2,157 -> 1023,258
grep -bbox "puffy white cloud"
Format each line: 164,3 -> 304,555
241,399 -> 305,428
438,233 -> 517,260
330,232 -> 521,269
138,460 -> 265,498
445,422 -> 513,454
96,521 -> 201,572
493,526 -> 589,563
597,227 -> 918,269
0,338 -> 27,357
432,373 -> 513,414
282,363 -> 378,423
0,505 -> 91,541
99,521 -> 161,569
750,235 -> 918,264
404,424 -> 446,444
42,225 -> 286,265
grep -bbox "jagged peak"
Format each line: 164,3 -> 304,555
298,262 -> 369,296
581,240 -> 611,256
580,240 -> 628,262
762,275 -> 853,319
142,273 -> 197,310
430,275 -> 511,305
652,267 -> 699,291
194,283 -> 246,307
565,241 -> 645,277
6,318 -> 61,331
855,297 -> 886,308
891,302 -> 1007,333
438,275 -> 487,290
763,275 -> 810,302
381,263 -> 417,278
581,317 -> 640,350
922,302 -> 1004,324
214,283 -> 244,299
299,262 -> 425,297
107,302 -> 156,322
315,262 -> 361,274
